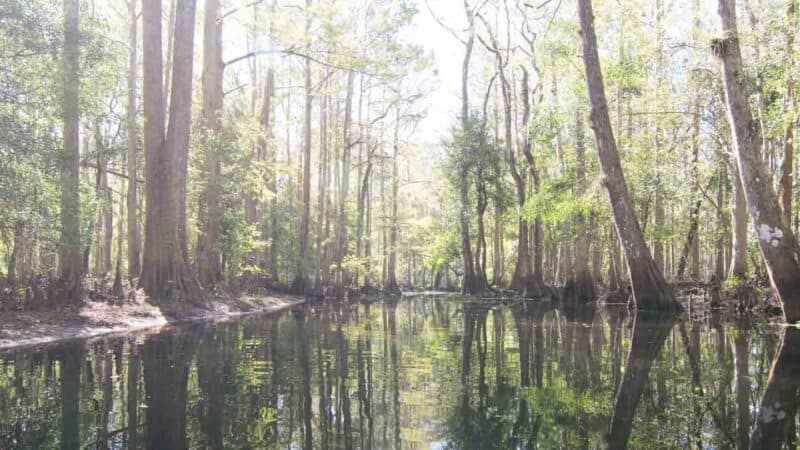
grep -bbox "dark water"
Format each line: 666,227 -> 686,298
0,295 -> 798,449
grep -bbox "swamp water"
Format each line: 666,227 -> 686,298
0,294 -> 797,449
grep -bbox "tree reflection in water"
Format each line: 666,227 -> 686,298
750,327 -> 800,449
607,312 -> 676,449
0,295 -> 797,449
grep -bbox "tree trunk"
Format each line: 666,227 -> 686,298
608,225 -> 621,291
492,205 -> 503,286
260,69 -> 277,279
197,0 -> 224,287
458,31 -> 479,295
127,0 -> 141,280
140,0 -> 202,303
729,164 -> 748,278
578,0 -> 679,310
780,1 -> 796,226
334,71 -> 354,295
565,109 -> 595,306
652,0 -> 666,274
58,0 -> 83,302
291,1 -> 313,293
7,221 -> 24,286
315,87 -> 329,291
715,166 -> 727,279
677,195 -> 702,280
93,119 -> 113,278
715,0 -> 800,322
689,70 -> 702,278
385,104 -> 400,293
163,0 -> 175,117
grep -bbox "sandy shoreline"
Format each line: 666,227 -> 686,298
0,294 -> 306,352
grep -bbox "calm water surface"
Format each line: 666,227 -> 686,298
0,295 -> 798,449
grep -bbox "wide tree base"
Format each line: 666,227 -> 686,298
290,275 -> 309,295
510,274 -> 556,300
139,259 -> 205,307
562,272 -> 597,309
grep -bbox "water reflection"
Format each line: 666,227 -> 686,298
0,295 -> 795,449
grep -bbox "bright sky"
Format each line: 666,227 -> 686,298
405,0 -> 466,147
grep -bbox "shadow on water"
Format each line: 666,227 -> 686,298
0,294 -> 796,449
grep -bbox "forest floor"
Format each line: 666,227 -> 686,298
0,291 -> 305,351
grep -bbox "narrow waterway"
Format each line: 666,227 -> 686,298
0,295 -> 795,449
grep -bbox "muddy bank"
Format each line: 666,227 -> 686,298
0,293 -> 305,351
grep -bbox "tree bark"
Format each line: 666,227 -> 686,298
140,0 -> 202,303
780,1 -> 796,226
315,87 -> 329,290
385,104 -> 400,293
58,0 -> 83,302
260,69 -> 278,279
334,71 -> 354,295
652,0 -> 666,274
565,109 -> 595,306
578,0 -> 679,310
7,221 -> 24,286
197,0 -> 224,287
458,24 -> 479,295
291,0 -> 313,293
715,0 -> 800,322
127,0 -> 141,280
729,164 -> 748,278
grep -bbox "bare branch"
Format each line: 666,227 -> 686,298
220,0 -> 266,21
424,0 -> 468,46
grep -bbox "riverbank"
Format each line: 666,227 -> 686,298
0,292 -> 306,351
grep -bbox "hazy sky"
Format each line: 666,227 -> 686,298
405,0 -> 466,146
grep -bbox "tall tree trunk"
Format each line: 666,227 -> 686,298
292,0 -> 313,293
714,166 -> 728,279
679,89 -> 702,280
608,225 -> 621,291
127,0 -> 141,280
518,71 -> 547,294
93,118 -> 113,278
197,0 -> 224,287
140,0 -> 202,303
729,164 -> 748,278
58,0 -> 83,302
458,29 -> 479,295
566,109 -> 595,305
715,0 -> 800,322
163,0 -> 175,117
780,1 -> 796,226
7,221 -> 24,286
334,71 -> 354,295
261,69 -> 278,279
578,0 -> 679,310
385,104 -> 400,293
652,0 -> 666,274
316,87 -> 329,290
